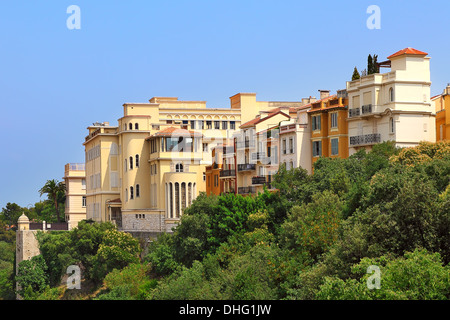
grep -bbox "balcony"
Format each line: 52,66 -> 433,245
237,163 -> 256,172
348,108 -> 361,118
220,169 -> 236,178
349,133 -> 381,146
361,104 -> 373,115
251,152 -> 266,161
252,176 -> 266,185
236,139 -> 256,149
238,186 -> 257,195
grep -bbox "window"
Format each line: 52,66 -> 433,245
135,154 -> 139,168
111,172 -> 119,188
199,120 -> 205,130
203,172 -> 206,181
81,179 -> 86,190
124,124 -> 127,131
206,121 -> 212,129
176,163 -> 184,172
389,117 -> 395,134
136,184 -> 140,198
124,159 -> 127,172
214,121 -> 220,129
331,113 -> 338,128
282,139 -> 287,154
190,120 -> 195,129
175,182 -> 180,218
130,186 -> 134,200
331,138 -> 339,156
82,196 -> 86,208
129,123 -> 133,130
150,139 -> 157,153
389,87 -> 394,102
290,161 -> 294,169
313,141 -> 322,157
230,121 -> 236,130
289,138 -> 294,153
312,115 -> 321,131
135,123 -> 139,130
125,188 -> 128,202
161,137 -> 165,152
203,143 -> 208,152
222,121 -> 228,130
129,156 -> 133,170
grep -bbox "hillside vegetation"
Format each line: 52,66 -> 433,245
14,141 -> 450,300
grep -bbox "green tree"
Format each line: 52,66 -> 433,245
279,190 -> 343,262
351,66 -> 360,80
91,228 -> 141,282
16,255 -> 49,299
317,249 -> 450,300
39,179 -> 66,222
0,202 -> 23,226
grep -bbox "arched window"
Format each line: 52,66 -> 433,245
181,182 -> 186,212
124,159 -> 127,172
175,182 -> 180,218
129,123 -> 133,130
125,188 -> 128,202
135,154 -> 139,168
175,163 -> 184,172
130,186 -> 134,200
188,183 -> 192,206
135,123 -> 139,130
129,156 -> 133,170
136,184 -> 140,198
389,87 -> 394,102
169,183 -> 173,218
390,117 -> 395,134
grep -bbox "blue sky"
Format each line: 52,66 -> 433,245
1,0 -> 449,209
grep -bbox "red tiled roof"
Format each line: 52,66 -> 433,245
240,110 -> 290,128
387,48 -> 428,60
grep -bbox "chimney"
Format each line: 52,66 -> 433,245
318,90 -> 330,100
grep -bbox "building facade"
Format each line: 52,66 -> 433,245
433,84 -> 450,142
83,93 -> 303,234
308,90 -> 349,166
63,163 -> 87,229
346,48 -> 436,155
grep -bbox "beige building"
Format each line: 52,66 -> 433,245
63,163 -> 87,229
346,48 -> 436,155
83,93 -> 300,234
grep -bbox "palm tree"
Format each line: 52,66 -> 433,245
39,179 -> 66,222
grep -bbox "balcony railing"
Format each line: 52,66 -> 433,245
348,108 -> 361,118
237,163 -> 256,172
252,176 -> 266,185
238,186 -> 257,194
220,169 -> 236,178
361,104 -> 373,115
349,133 -> 381,146
251,152 -> 266,161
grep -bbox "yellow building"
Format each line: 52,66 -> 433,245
433,84 -> 450,141
308,90 -> 349,167
63,163 -> 86,229
83,93 -> 297,233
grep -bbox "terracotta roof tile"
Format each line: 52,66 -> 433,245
387,48 -> 428,60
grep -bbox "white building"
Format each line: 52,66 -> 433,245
346,48 -> 436,155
